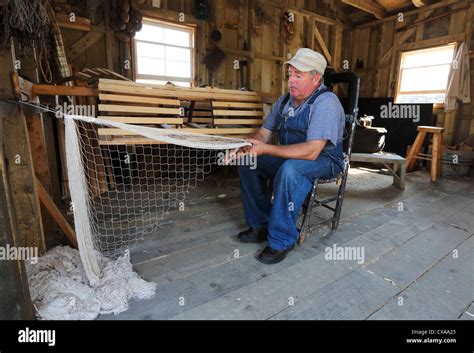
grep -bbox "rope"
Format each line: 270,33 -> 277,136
39,47 -> 53,83
0,0 -> 50,56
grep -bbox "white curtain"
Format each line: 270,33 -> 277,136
444,42 -> 471,112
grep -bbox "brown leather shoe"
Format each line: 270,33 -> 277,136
256,244 -> 295,264
237,227 -> 268,243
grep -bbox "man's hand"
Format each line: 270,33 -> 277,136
246,138 -> 269,156
223,145 -> 252,164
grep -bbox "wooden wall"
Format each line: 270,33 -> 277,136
350,0 -> 474,145
59,0 -> 473,144
59,0 -> 350,101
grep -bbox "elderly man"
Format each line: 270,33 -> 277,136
232,48 -> 346,264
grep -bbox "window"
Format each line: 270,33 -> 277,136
395,44 -> 456,104
134,19 -> 194,87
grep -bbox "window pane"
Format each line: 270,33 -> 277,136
136,42 -> 164,59
135,23 -> 164,43
402,45 -> 455,68
166,60 -> 191,78
137,57 -> 165,76
136,79 -> 190,87
399,64 -> 451,92
165,46 -> 190,62
163,28 -> 190,47
396,93 -> 445,104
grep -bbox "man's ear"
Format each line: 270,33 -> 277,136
313,73 -> 321,85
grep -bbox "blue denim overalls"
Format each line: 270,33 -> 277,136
237,89 -> 345,250
276,89 -> 345,171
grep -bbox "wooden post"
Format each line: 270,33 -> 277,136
0,120 -> 35,320
0,48 -> 45,253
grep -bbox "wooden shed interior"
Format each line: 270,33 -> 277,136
0,0 -> 473,321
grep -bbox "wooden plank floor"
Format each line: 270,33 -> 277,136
98,169 -> 474,320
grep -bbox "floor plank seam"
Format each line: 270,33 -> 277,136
364,234 -> 473,320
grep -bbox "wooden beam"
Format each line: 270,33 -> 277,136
221,47 -> 285,62
32,84 -> 98,97
0,113 -> 35,320
68,31 -> 103,61
55,13 -> 91,31
341,0 -> 386,20
1,105 -> 46,252
333,24 -> 343,71
26,115 -> 58,233
399,32 -> 465,51
258,0 -> 352,29
314,23 -> 332,65
398,9 -> 434,44
355,0 -> 459,29
35,177 -> 77,248
305,17 -> 315,50
0,47 -> 45,254
396,5 -> 470,33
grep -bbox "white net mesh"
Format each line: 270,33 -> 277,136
64,115 -> 250,285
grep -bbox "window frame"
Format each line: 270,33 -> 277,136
131,17 -> 196,86
394,43 -> 458,107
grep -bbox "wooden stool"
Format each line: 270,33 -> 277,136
406,126 -> 444,182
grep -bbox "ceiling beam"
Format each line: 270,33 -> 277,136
341,0 -> 387,19
355,0 -> 459,29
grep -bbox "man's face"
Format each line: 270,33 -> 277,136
287,65 -> 321,100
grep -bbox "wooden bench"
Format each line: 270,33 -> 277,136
350,152 -> 406,190
211,97 -> 264,138
97,79 -> 264,144
97,79 -> 183,145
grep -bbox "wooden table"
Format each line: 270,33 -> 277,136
350,152 -> 406,190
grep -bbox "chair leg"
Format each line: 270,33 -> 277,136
331,173 -> 349,231
298,180 -> 318,245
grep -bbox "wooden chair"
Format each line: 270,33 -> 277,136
298,72 -> 360,244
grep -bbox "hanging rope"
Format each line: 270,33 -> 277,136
0,0 -> 50,56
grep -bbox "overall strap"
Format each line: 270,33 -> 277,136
278,87 -> 332,116
278,92 -> 291,116
307,88 -> 331,105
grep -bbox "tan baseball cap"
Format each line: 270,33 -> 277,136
285,48 -> 327,74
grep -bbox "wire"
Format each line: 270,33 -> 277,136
7,99 -> 62,116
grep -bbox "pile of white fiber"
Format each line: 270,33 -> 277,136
25,246 -> 156,320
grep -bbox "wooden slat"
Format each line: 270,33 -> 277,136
212,110 -> 265,117
98,117 -> 183,124
99,78 -> 259,96
98,127 -> 258,136
32,84 -> 98,96
99,82 -> 262,102
182,117 -> 213,123
99,138 -> 167,145
99,94 -> 180,106
212,102 -> 264,109
191,111 -> 213,116
98,104 -> 181,115
214,119 -> 264,125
